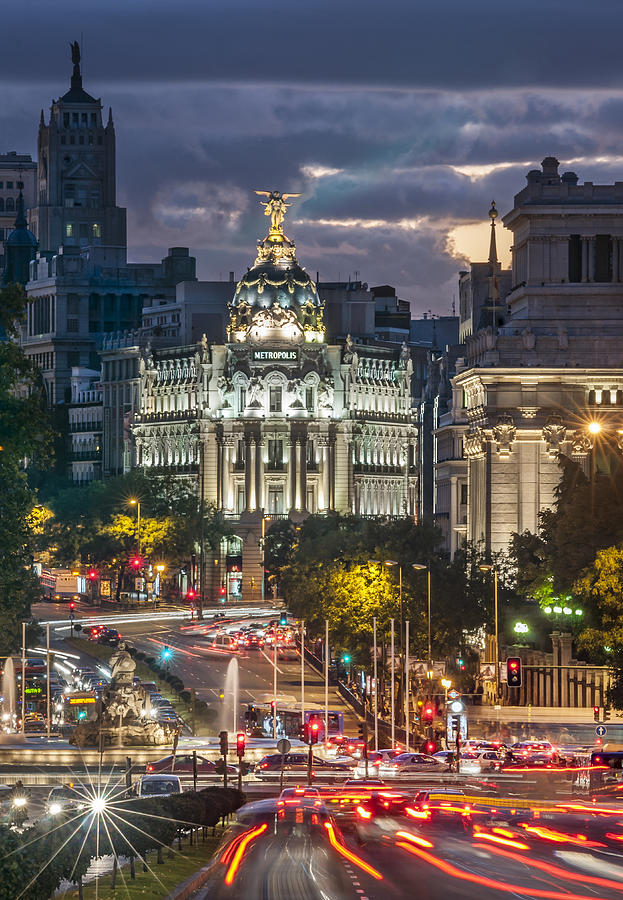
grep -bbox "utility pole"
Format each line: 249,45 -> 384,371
198,441 -> 205,620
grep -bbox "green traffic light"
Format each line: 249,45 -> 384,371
342,655 -> 351,664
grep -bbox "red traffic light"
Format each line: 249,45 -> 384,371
423,704 -> 434,724
69,602 -> 75,610
186,588 -> 196,600
87,569 -> 98,581
506,657 -> 522,687
594,705 -> 600,722
425,740 -> 436,754
219,584 -> 226,596
130,556 -> 142,569
236,732 -> 246,757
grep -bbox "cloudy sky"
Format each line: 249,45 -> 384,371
3,0 -> 623,315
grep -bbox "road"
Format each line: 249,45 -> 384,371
195,795 -> 623,900
33,600 -> 358,735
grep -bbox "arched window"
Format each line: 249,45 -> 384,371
0,198 -> 4,211
6,197 -> 15,212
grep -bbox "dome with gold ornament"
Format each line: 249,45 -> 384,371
228,191 -> 324,343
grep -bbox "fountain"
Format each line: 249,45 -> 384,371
221,658 -> 239,734
0,657 -> 27,744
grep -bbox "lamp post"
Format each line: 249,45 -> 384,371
479,564 -> 499,699
128,499 -> 141,557
383,560 -> 403,727
412,564 -> 431,671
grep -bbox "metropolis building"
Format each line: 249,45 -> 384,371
133,194 -> 418,601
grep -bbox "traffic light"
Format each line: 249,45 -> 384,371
422,703 -> 435,726
69,601 -> 75,611
456,656 -> 465,671
280,612 -> 288,627
236,732 -> 246,758
87,569 -> 98,581
594,705 -> 600,722
604,705 -> 611,721
162,646 -> 172,660
219,730 -> 228,754
219,584 -> 226,598
186,588 -> 196,600
507,657 -> 522,687
130,556 -> 142,569
239,760 -> 250,776
425,740 -> 436,754
309,722 -> 320,745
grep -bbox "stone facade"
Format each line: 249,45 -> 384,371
133,203 -> 417,601
446,157 -> 623,555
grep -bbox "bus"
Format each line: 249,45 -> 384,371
257,705 -> 344,741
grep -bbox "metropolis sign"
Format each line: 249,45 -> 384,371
252,349 -> 297,362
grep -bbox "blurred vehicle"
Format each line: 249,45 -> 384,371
241,634 -> 264,650
53,572 -> 87,603
136,774 -> 183,797
354,790 -> 411,842
277,644 -> 298,661
509,740 -> 555,759
88,625 -> 105,640
23,713 -> 46,733
46,784 -> 90,815
256,753 -> 351,780
146,754 -> 235,775
344,778 -> 386,788
354,749 -> 401,777
413,788 -> 471,828
432,750 -> 456,764
326,737 -> 367,759
279,786 -> 321,799
378,752 -> 447,777
458,750 -> 503,775
207,632 -> 239,652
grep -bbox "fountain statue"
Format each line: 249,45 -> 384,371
71,643 -> 176,747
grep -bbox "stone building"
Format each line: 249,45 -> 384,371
133,195 -> 417,601
67,367 -> 103,483
446,157 -> 623,555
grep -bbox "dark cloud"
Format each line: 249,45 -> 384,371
3,3 -> 623,315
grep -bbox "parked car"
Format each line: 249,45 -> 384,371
378,752 -> 447,778
458,750 -> 503,775
256,753 -> 351,780
135,774 -> 183,797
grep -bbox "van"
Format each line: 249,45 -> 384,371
209,632 -> 239,652
135,774 -> 183,798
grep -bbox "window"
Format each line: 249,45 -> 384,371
88,134 -> 93,145
81,113 -> 88,125
306,440 -> 315,467
61,136 -> 66,144
72,113 -> 78,126
0,200 -> 4,212
237,439 -> 245,465
63,113 -> 69,127
237,487 -> 246,514
460,483 -> 468,505
70,135 -> 75,145
0,182 -> 4,189
66,318 -> 79,333
0,229 -> 4,240
268,488 -> 283,514
595,234 -> 612,283
79,135 -> 84,145
568,234 -> 581,283
92,223 -> 101,238
306,488 -> 316,513
6,198 -> 14,211
90,191 -> 100,207
6,181 -> 13,189
267,439 -> 283,469
306,386 -> 314,410
90,113 -> 97,126
79,223 -> 89,239
269,386 -> 282,413
238,386 -> 246,412
66,223 -> 74,237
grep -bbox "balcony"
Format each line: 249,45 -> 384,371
141,463 -> 199,475
69,449 -> 102,461
134,409 -> 198,424
69,422 -> 103,433
353,463 -> 404,475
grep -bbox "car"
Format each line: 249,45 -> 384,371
353,790 -> 412,842
277,644 -> 298,661
88,625 -> 106,640
207,633 -> 239,652
135,774 -> 183,797
256,753 -> 351,780
344,778 -> 386,788
241,634 -> 265,650
458,749 -> 503,775
98,628 -> 122,647
378,752 -> 448,777
46,785 -> 91,815
327,737 -> 367,759
146,754 -> 236,776
413,789 -> 471,829
354,749 -> 402,777
279,786 -> 321,799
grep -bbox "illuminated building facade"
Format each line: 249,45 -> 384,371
443,158 -> 623,555
133,193 -> 417,600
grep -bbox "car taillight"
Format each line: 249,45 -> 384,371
147,764 -> 153,772
260,762 -> 268,769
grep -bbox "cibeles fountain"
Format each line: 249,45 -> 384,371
71,642 -> 176,747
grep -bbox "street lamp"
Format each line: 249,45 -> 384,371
412,564 -> 432,670
479,565 -> 499,700
128,498 -> 141,556
588,421 -> 602,435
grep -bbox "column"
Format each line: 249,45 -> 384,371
249,439 -> 257,510
222,441 -> 231,511
289,437 -> 297,510
300,435 -> 308,511
255,434 -> 263,511
244,433 -> 252,511
216,437 -> 223,509
581,238 -> 589,282
329,434 -> 336,510
322,442 -> 330,511
295,440 -> 302,510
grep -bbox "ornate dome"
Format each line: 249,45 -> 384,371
229,191 -> 324,343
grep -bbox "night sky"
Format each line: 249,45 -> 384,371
3,0 -> 623,315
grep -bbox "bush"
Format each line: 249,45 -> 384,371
180,690 -> 191,704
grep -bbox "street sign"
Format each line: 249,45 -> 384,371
277,738 -> 291,755
447,689 -> 460,701
596,725 -> 607,737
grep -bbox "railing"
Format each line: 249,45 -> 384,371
69,422 -> 103,433
134,410 -> 198,423
69,449 -> 102,461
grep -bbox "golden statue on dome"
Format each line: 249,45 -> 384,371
255,190 -> 301,233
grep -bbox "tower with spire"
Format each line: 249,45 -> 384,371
2,184 -> 38,286
28,41 -> 126,255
